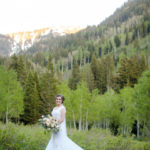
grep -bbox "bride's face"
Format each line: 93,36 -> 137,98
56,96 -> 62,106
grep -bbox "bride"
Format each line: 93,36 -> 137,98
46,94 -> 84,150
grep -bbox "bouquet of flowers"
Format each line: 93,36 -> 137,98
39,115 -> 59,133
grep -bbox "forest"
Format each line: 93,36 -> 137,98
0,0 -> 150,149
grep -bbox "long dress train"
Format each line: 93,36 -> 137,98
45,104 -> 84,150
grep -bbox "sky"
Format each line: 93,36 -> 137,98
0,0 -> 128,34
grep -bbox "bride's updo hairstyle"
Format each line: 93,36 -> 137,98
56,94 -> 65,104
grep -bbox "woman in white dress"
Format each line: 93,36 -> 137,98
46,94 -> 84,150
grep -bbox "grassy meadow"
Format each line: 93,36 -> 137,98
0,122 -> 150,150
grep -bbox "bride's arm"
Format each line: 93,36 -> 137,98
58,108 -> 66,124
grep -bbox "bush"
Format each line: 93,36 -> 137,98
0,122 -> 150,150
0,122 -> 49,150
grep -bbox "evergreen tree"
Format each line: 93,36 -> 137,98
9,55 -> 27,87
115,57 -> 130,89
68,62 -> 80,90
115,55 -> 147,90
39,54 -> 58,114
114,35 -> 121,47
91,55 -> 106,94
80,65 -> 95,92
91,54 -> 98,82
9,54 -> 18,71
47,54 -> 54,75
23,71 -> 40,124
109,41 -> 113,52
56,69 -> 63,83
102,55 -> 114,90
17,56 -> 27,87
132,26 -> 138,41
125,32 -> 129,45
33,72 -> 43,116
138,55 -> 148,74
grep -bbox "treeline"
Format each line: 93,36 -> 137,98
0,52 -> 149,138
69,54 -> 147,94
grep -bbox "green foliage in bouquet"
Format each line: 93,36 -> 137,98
39,115 -> 59,134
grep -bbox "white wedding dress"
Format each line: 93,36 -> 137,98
45,104 -> 84,150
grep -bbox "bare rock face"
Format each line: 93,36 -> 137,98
0,26 -> 84,56
0,34 -> 21,56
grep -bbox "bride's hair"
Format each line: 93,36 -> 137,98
56,94 -> 65,103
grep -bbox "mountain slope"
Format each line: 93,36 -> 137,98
0,26 -> 85,56
2,0 -> 150,68
0,34 -> 21,56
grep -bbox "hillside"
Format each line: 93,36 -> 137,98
21,0 -> 150,71
0,26 -> 85,56
0,34 -> 21,56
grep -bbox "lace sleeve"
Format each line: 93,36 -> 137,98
61,105 -> 66,113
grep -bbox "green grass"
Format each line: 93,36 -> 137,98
0,122 -> 150,150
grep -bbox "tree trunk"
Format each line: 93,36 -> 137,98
82,120 -> 85,131
142,121 -> 145,137
85,110 -> 88,130
6,105 -> 8,124
84,56 -> 86,65
70,120 -> 71,129
137,29 -> 141,59
79,116 -> 82,131
73,112 -> 76,129
71,55 -> 73,70
61,62 -> 63,74
137,120 -> 140,138
79,97 -> 82,131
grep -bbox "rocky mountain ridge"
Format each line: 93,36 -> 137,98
0,26 -> 85,56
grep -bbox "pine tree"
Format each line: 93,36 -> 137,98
139,55 -> 148,75
91,54 -> 98,82
102,55 -> 114,90
80,65 -> 95,92
17,56 -> 27,87
9,54 -> 18,71
109,41 -> 113,52
114,35 -> 121,47
116,57 -> 129,89
39,54 -> 58,114
9,55 -> 27,88
125,32 -> 129,45
68,62 -> 80,90
47,54 -> 54,75
23,71 -> 40,124
98,58 -> 107,94
33,72 -> 43,116
91,55 -> 106,94
115,55 -> 147,90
